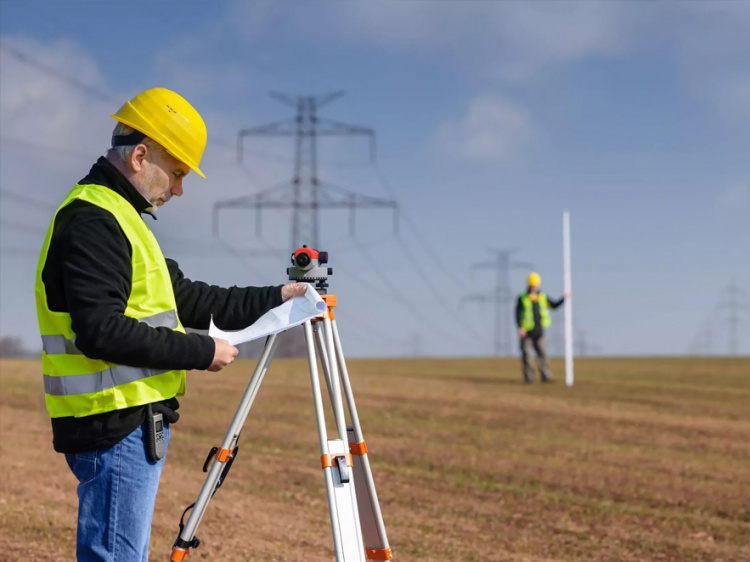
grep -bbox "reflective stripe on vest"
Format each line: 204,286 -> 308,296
521,292 -> 551,331
35,183 -> 187,419
41,309 -> 179,355
44,366 -> 170,396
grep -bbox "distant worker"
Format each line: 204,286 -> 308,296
516,272 -> 565,383
35,87 -> 306,561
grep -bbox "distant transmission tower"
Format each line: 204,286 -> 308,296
466,249 -> 533,356
688,319 -> 715,356
212,91 -> 398,250
718,281 -> 748,355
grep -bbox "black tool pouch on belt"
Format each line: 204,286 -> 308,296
145,403 -> 165,462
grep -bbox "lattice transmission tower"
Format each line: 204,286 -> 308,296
213,91 -> 397,251
466,249 -> 533,356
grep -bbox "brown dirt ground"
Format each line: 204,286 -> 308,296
1,356 -> 749,561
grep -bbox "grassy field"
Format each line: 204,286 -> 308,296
1,356 -> 749,561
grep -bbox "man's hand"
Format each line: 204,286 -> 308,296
281,283 -> 308,302
518,328 -> 527,338
208,338 -> 239,372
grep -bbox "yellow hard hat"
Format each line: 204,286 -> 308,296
528,272 -> 541,287
111,88 -> 207,178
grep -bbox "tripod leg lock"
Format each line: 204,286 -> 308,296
202,447 -> 219,472
335,455 -> 350,483
321,453 -> 353,468
202,446 -> 237,472
321,453 -> 353,483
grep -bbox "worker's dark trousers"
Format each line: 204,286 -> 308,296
521,334 -> 552,383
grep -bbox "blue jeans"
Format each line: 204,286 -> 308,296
65,422 -> 171,561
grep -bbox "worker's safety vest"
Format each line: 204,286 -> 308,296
35,183 -> 187,418
520,292 -> 551,332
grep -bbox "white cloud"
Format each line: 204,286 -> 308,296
229,1 -> 636,81
0,36 -> 116,154
225,2 -> 750,121
436,93 -> 532,163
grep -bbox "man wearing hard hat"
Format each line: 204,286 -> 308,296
35,88 -> 306,561
516,272 -> 565,383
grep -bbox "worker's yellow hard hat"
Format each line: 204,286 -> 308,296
111,88 -> 207,178
528,272 -> 541,287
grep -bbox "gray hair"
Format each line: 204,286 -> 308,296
106,122 -> 164,164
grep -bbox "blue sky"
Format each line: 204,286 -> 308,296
1,1 -> 748,357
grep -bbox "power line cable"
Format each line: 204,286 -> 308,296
333,310 -> 407,351
371,162 -> 474,294
347,238 -> 477,347
0,135 -> 92,159
387,228 -> 487,341
368,163 -> 486,341
212,137 -> 291,164
211,236 -> 274,282
0,42 -> 117,103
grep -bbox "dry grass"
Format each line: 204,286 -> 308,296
1,356 -> 749,561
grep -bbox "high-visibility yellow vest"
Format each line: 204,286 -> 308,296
35,183 -> 187,418
520,292 -> 551,332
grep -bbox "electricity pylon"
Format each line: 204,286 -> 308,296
466,249 -> 533,356
718,281 -> 748,355
212,91 -> 397,251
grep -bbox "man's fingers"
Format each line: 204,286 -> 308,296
282,282 -> 308,301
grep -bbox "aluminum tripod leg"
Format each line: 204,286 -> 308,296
313,323 -> 336,408
312,316 -> 393,561
171,334 -> 280,561
304,319 -> 366,561
330,319 -> 393,560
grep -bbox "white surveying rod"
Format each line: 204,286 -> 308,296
563,210 -> 574,387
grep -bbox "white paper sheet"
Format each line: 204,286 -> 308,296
208,283 -> 326,346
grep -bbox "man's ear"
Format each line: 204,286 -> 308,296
130,144 -> 149,173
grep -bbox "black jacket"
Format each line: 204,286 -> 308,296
43,157 -> 283,453
515,291 -> 564,339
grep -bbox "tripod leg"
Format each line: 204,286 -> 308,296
313,322 -> 336,408
304,320 -> 366,562
322,317 -> 352,444
331,319 -> 393,561
171,334 -> 280,561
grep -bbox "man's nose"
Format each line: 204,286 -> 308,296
171,180 -> 183,197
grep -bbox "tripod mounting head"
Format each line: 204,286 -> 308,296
288,245 -> 333,293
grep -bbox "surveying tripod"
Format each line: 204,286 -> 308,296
170,246 -> 393,561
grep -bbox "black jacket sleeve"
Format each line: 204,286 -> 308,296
515,296 -> 523,328
167,259 -> 283,330
58,214 -> 215,371
548,296 -> 565,309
